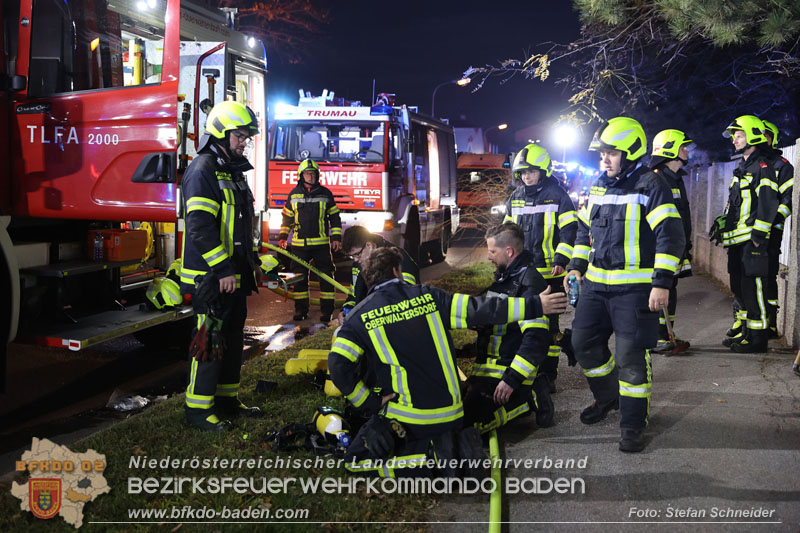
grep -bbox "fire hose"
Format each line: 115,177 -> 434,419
488,429 -> 502,533
262,242 -> 353,297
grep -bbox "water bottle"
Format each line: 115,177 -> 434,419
342,307 -> 350,317
568,275 -> 580,307
93,231 -> 105,261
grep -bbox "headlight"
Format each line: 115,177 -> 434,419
362,213 -> 389,233
490,204 -> 506,216
267,209 -> 284,231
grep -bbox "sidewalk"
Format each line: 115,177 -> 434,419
434,274 -> 800,531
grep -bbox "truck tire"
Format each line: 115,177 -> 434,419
403,210 -> 421,265
428,222 -> 450,264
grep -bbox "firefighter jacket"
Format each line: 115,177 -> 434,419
503,176 -> 577,278
342,237 -> 420,312
722,147 -> 779,247
651,165 -> 693,276
474,250 -> 551,390
278,182 -> 341,247
567,163 -> 686,291
329,278 -> 545,438
766,147 -> 794,231
180,143 -> 259,294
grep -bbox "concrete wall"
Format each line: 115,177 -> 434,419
686,139 -> 799,347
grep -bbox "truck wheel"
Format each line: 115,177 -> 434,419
428,223 -> 450,264
403,211 -> 421,265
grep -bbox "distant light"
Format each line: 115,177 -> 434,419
147,0 -> 156,7
498,123 -> 508,130
247,36 -> 256,48
555,124 -> 577,148
137,1 -> 146,9
566,162 -> 578,171
275,102 -> 293,115
457,78 -> 471,86
90,37 -> 100,51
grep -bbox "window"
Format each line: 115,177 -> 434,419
270,121 -> 387,163
28,0 -> 166,97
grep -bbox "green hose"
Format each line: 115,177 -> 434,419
262,241 -> 353,296
489,429 -> 502,533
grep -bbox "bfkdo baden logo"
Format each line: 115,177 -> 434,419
11,438 -> 110,528
29,478 -> 62,519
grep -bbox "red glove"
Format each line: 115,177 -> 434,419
278,239 -> 288,249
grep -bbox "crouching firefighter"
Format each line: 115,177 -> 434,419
567,117 -> 685,453
329,247 -> 562,478
181,101 -> 263,431
464,223 -> 568,434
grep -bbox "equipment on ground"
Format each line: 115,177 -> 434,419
660,304 -> 691,356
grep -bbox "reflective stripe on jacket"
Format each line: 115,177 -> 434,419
568,163 -> 685,290
722,148 -> 779,247
278,183 -> 341,246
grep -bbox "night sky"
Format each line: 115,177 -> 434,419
268,1 -> 584,158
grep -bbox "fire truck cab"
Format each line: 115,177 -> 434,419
267,92 -> 459,264
0,0 -> 268,379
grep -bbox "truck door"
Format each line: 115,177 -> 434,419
11,0 -> 180,222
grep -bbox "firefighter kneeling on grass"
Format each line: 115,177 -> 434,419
328,247 -> 566,478
464,223 -> 563,434
181,101 -> 263,432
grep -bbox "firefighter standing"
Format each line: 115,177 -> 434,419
278,159 -> 342,322
566,117 -> 685,453
339,225 -> 420,325
329,247 -> 566,478
504,143 -> 577,392
181,101 -> 262,431
464,223 -> 562,433
720,115 -> 779,353
761,120 -> 794,338
649,129 -> 695,353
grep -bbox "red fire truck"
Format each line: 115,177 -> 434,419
0,0 -> 268,381
266,92 -> 459,263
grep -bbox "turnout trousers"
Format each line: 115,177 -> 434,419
463,377 -> 536,434
571,285 -> 658,430
539,276 -> 565,382
185,291 -> 248,415
766,227 -> 783,329
291,244 -> 335,316
658,276 -> 679,341
727,244 -> 769,339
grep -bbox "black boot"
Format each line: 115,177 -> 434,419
186,411 -> 232,432
293,311 -> 308,321
619,428 -> 646,453
216,398 -> 262,418
580,397 -> 619,424
532,376 -> 555,428
730,330 -> 768,353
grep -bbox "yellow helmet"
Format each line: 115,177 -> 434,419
205,101 -> 259,139
146,277 -> 183,310
722,115 -> 766,145
297,158 -> 320,182
589,117 -> 646,161
651,129 -> 694,159
512,143 -> 552,178
761,120 -> 779,148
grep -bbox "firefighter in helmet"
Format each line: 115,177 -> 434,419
566,117 -> 685,452
181,101 -> 262,431
504,143 -> 578,393
720,115 -> 779,352
278,159 -> 342,322
760,120 -> 793,338
648,129 -> 695,353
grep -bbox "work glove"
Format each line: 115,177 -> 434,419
708,214 -> 726,246
278,239 -> 288,249
359,415 -> 398,459
189,315 -> 226,362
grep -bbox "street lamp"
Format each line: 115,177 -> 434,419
554,123 -> 578,164
483,123 -> 508,153
431,78 -> 471,117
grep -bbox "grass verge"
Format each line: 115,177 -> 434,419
0,263 -> 496,532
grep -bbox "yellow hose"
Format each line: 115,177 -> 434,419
489,430 -> 502,533
270,286 -> 346,307
262,242 -> 353,296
